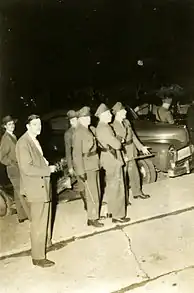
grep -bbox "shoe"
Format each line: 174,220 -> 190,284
112,217 -> 131,224
32,259 -> 55,268
18,218 -> 28,223
133,194 -> 150,199
87,219 -> 104,227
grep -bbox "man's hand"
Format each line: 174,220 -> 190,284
69,168 -> 75,176
124,155 -> 129,163
49,165 -> 57,173
79,173 -> 87,182
141,146 -> 151,155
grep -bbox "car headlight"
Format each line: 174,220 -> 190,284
169,145 -> 177,166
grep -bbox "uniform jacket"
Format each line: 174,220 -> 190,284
95,121 -> 124,169
64,127 -> 75,170
112,119 -> 143,160
72,124 -> 99,175
156,106 -> 174,124
187,104 -> 194,130
0,131 -> 20,179
16,131 -> 51,202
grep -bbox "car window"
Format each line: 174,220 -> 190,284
49,116 -> 69,131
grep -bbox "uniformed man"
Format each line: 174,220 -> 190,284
156,97 -> 174,124
0,115 -> 28,222
95,103 -> 130,223
72,106 -> 103,228
64,110 -> 87,210
112,102 -> 151,201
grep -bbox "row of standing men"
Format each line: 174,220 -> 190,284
65,102 -> 151,228
0,102 -> 151,268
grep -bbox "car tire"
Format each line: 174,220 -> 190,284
137,158 -> 157,184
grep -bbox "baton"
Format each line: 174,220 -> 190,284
134,153 -> 154,160
83,180 -> 95,205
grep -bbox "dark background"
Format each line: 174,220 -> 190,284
0,0 -> 194,117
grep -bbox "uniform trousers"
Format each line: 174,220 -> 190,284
126,159 -> 142,197
103,162 -> 126,219
83,170 -> 100,220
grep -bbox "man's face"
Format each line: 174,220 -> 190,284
27,118 -> 42,136
101,110 -> 112,123
117,109 -> 127,120
5,121 -> 15,133
70,117 -> 78,128
79,116 -> 91,127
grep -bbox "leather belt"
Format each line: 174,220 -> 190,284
82,151 -> 97,157
124,139 -> 133,146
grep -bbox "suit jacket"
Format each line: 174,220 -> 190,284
72,124 -> 99,175
95,121 -> 123,169
16,131 -> 51,202
0,131 -> 20,179
112,119 -> 143,160
64,127 -> 75,170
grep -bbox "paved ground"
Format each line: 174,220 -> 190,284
1,173 -> 194,292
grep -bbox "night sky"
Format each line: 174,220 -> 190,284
0,0 -> 194,115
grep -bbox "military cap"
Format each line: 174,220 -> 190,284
112,102 -> 125,114
2,115 -> 17,127
95,103 -> 109,117
67,110 -> 78,119
78,106 -> 91,117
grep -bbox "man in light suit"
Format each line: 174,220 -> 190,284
16,114 -> 57,268
0,115 -> 28,222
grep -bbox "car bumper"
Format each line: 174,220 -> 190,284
168,158 -> 191,177
168,144 -> 194,177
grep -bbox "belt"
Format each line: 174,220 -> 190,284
124,139 -> 133,146
82,151 -> 97,157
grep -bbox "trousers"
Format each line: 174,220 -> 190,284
103,163 -> 126,219
29,201 -> 51,260
126,160 -> 142,197
9,177 -> 29,221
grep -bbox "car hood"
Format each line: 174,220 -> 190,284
133,120 -> 189,146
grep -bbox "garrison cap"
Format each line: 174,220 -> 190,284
67,110 -> 78,119
95,103 -> 109,117
112,102 -> 125,114
78,106 -> 91,117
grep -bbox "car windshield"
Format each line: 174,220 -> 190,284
127,107 -> 139,121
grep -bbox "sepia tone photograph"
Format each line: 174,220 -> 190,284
0,0 -> 194,292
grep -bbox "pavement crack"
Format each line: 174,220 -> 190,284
121,227 -> 150,280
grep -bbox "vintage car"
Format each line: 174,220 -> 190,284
127,107 -> 194,182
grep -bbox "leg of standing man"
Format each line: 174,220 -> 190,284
9,177 -> 29,222
85,170 -> 102,227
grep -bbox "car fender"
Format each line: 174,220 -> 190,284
145,142 -> 171,172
